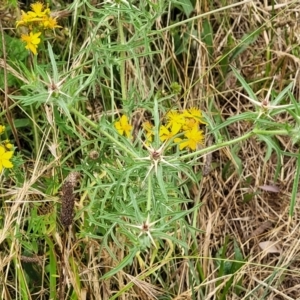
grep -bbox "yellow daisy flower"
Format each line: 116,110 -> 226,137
28,2 -> 50,18
115,115 -> 132,137
16,11 -> 32,27
179,127 -> 204,151
182,118 -> 198,131
21,32 -> 42,55
42,16 -> 62,29
165,110 -> 185,134
183,107 -> 206,125
159,125 -> 181,143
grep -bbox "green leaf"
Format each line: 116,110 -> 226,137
289,152 -> 300,217
229,29 -> 261,62
173,0 -> 194,17
202,19 -> 213,57
231,66 -> 257,101
100,248 -> 138,279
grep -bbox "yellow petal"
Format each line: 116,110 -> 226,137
3,151 -> 13,160
2,160 -> 13,169
0,146 -> 5,155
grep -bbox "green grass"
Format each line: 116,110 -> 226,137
1,0 -> 300,299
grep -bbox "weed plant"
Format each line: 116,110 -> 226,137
1,0 -> 300,299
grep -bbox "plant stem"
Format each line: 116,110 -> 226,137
30,104 -> 39,157
170,131 -> 255,162
118,17 -> 127,101
253,129 -> 289,136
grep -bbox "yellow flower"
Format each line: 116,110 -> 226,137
42,16 -> 62,29
159,125 -> 181,143
115,115 -> 132,137
28,2 -> 50,18
0,125 -> 5,134
165,110 -> 184,134
16,11 -> 32,27
0,145 -> 13,172
16,2 -> 51,27
182,118 -> 198,131
179,127 -> 204,151
21,32 -> 42,55
183,107 -> 206,125
159,125 -> 174,142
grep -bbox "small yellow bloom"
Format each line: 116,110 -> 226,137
183,107 -> 206,125
166,110 -> 184,134
115,115 -> 132,137
42,16 -> 62,29
0,145 -> 13,172
179,127 -> 204,151
159,125 -> 180,142
21,32 -> 42,55
16,11 -> 32,27
182,118 -> 198,131
29,2 -> 50,18
0,125 -> 5,134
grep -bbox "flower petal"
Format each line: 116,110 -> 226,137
3,151 -> 13,160
2,160 -> 13,169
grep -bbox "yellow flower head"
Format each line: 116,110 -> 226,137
29,2 -> 50,18
21,32 -> 42,55
16,2 -> 52,28
182,118 -> 198,131
115,115 -> 132,137
183,107 -> 206,125
16,11 -> 32,27
42,16 -> 62,30
0,145 -> 13,172
159,125 -> 178,142
165,110 -> 185,134
179,127 -> 204,151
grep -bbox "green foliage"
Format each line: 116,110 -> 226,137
216,238 -> 245,299
173,0 -> 194,17
0,33 -> 27,87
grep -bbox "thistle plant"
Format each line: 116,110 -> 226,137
4,0 -> 300,299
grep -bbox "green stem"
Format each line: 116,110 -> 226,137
170,131 -> 255,162
253,129 -> 289,136
30,104 -> 39,157
146,175 -> 152,212
289,151 -> 300,218
118,18 -> 127,101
